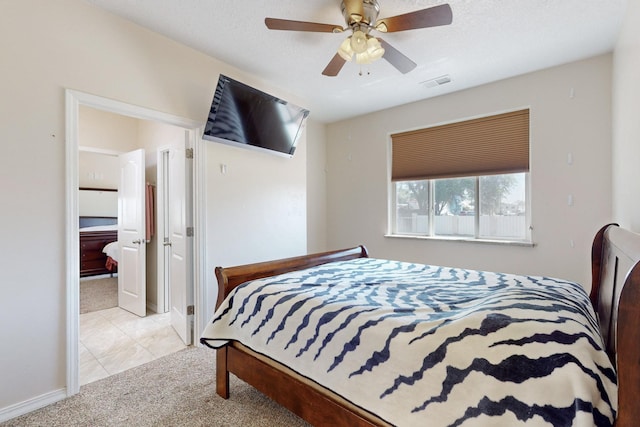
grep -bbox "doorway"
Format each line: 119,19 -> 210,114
65,89 -> 205,396
78,146 -> 186,385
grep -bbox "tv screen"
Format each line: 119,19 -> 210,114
203,75 -> 310,158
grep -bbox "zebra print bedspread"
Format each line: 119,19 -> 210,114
201,258 -> 617,426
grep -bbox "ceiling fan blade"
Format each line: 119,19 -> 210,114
343,0 -> 366,24
378,38 -> 416,74
265,18 -> 343,33
322,53 -> 347,77
376,3 -> 452,33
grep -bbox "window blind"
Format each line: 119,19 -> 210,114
391,109 -> 530,181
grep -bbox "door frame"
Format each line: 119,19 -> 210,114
65,89 -> 205,396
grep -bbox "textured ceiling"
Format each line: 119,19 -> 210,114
85,0 -> 627,123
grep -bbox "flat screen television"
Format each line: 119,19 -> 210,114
203,75 -> 310,158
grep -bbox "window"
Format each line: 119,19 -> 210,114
393,173 -> 528,240
390,110 -> 530,243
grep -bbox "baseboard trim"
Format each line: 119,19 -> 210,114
0,388 -> 67,423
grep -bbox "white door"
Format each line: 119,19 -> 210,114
118,148 -> 146,317
166,139 -> 193,344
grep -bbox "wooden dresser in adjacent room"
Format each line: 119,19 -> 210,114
80,230 -> 117,277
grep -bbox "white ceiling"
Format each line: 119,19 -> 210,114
85,0 -> 627,123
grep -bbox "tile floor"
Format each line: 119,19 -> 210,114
79,307 -> 189,385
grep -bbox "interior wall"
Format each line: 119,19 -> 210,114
78,189 -> 117,217
326,54 -> 613,288
203,135 -> 307,320
79,106 -> 139,152
0,0 -> 310,418
78,152 -> 119,189
305,119 -> 328,253
612,0 -> 640,232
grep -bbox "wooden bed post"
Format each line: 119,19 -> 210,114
613,259 -> 640,427
216,347 -> 229,399
589,223 -> 640,426
590,223 -> 617,306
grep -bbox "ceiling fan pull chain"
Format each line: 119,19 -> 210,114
358,66 -> 371,77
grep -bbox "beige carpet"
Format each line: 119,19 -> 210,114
2,346 -> 309,427
80,277 -> 118,314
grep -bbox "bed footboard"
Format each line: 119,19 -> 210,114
218,342 -> 383,426
212,246 -> 375,424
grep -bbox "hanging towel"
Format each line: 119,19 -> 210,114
145,182 -> 155,241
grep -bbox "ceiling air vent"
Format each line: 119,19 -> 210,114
421,74 -> 451,89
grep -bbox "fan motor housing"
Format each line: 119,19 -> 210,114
341,0 -> 380,30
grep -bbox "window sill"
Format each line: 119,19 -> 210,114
384,234 -> 535,247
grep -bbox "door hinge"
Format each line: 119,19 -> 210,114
185,148 -> 194,159
187,305 -> 194,315
186,226 -> 194,237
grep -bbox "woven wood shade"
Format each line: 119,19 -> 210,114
391,109 -> 530,181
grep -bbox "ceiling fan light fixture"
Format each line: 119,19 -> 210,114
367,37 -> 385,61
355,37 -> 385,64
355,51 -> 372,64
350,30 -> 369,54
338,37 -> 354,61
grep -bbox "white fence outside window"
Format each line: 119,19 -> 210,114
398,214 -> 526,239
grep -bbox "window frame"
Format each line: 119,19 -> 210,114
388,173 -> 532,245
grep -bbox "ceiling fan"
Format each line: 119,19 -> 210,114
265,0 -> 453,76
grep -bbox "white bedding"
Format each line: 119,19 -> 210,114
102,241 -> 119,262
80,224 -> 118,232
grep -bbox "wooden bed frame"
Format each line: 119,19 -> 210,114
213,224 -> 640,426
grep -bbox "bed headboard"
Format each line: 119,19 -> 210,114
79,216 -> 117,228
590,223 -> 640,427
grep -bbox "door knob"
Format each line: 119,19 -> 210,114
132,239 -> 143,244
